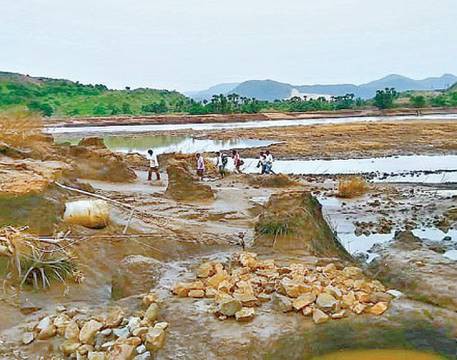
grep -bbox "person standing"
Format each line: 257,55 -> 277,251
265,150 -> 275,175
215,151 -> 227,178
232,150 -> 243,174
146,149 -> 160,181
257,152 -> 267,174
196,153 -> 205,180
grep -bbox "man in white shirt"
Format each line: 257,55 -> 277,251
265,150 -> 275,174
146,149 -> 160,181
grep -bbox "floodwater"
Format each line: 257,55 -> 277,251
55,133 -> 275,155
241,155 -> 457,181
47,113 -> 457,134
312,349 -> 445,360
319,196 -> 457,262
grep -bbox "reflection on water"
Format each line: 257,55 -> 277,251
47,113 -> 457,134
312,349 -> 445,360
55,134 -> 275,155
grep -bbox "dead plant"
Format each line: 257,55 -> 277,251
337,176 -> 369,198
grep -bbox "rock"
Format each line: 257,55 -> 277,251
22,332 -> 34,345
112,256 -> 163,299
108,342 -> 136,360
342,266 -> 364,279
312,308 -> 329,324
341,292 -> 356,308
144,303 -> 159,323
278,277 -> 311,298
65,320 -> 80,341
218,298 -> 242,317
324,285 -> 342,299
136,344 -> 147,354
60,340 -> 81,356
113,327 -> 130,339
368,302 -> 388,316
352,302 -> 367,315
145,327 -> 166,352
331,310 -> 347,319
271,293 -> 293,313
100,328 -> 112,336
127,317 -> 142,333
78,137 -> 106,148
105,308 -> 125,328
196,262 -> 215,278
292,293 -> 316,311
54,313 -> 70,335
78,344 -> 94,355
207,272 -> 228,289
79,320 -> 103,345
165,160 -> 215,202
386,289 -> 403,298
36,316 -> 52,332
205,287 -> 218,298
233,293 -> 258,307
132,327 -> 149,337
235,307 -> 255,322
88,351 -> 107,360
142,293 -> 158,307
188,289 -> 205,298
134,351 -> 151,360
302,306 -> 313,316
154,322 -> 169,331
37,324 -> 57,340
316,293 -> 337,311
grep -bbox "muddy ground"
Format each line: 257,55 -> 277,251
0,114 -> 457,359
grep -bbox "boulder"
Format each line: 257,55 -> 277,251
165,160 -> 214,202
367,302 -> 388,316
316,293 -> 338,311
235,307 -> 255,322
145,327 -> 166,352
312,308 -> 329,324
79,320 -> 103,345
292,293 -> 316,311
144,303 -> 159,323
63,199 -> 110,229
271,293 -> 293,313
218,297 -> 242,317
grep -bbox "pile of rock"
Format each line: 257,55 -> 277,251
173,252 -> 392,324
22,293 -> 167,359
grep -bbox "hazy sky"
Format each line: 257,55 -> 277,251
1,0 -> 457,91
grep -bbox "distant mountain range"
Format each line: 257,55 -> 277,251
187,74 -> 457,101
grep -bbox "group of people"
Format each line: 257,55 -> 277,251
145,148 -> 275,182
214,150 -> 243,178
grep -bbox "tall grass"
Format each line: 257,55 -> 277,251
337,176 -> 368,198
0,110 -> 43,147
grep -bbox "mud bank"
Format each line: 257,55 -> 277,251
45,107 -> 457,129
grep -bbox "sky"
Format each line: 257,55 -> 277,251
1,0 -> 457,92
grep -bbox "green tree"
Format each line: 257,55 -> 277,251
27,101 -> 54,116
410,95 -> 426,108
121,103 -> 132,114
373,88 -> 398,109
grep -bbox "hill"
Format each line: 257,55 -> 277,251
189,74 -> 457,101
185,82 -> 239,101
0,71 -> 187,116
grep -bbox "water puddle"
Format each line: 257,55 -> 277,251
47,113 -> 457,134
55,134 -> 275,155
312,349 -> 445,360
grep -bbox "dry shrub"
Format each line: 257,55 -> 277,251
0,110 -> 44,147
0,226 -> 81,289
337,176 -> 369,198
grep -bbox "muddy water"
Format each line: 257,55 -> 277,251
312,349 -> 445,360
55,133 -> 275,155
241,155 -> 457,182
47,113 -> 457,134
